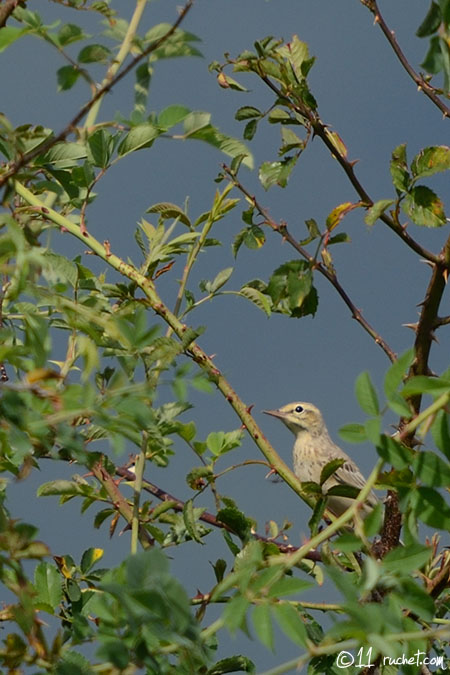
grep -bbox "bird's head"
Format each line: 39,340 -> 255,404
263,401 -> 326,437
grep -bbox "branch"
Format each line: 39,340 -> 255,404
360,0 -> 450,119
222,165 -> 397,363
115,466 -> 322,561
258,73 -> 440,265
0,0 -> 194,187
0,0 -> 25,28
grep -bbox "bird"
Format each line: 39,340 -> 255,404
263,401 -> 378,518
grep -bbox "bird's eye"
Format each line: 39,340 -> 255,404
295,405 -> 303,414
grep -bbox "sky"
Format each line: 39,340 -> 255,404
3,0 -> 450,671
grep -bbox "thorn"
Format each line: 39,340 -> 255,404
403,322 -> 418,332
443,268 -> 448,284
419,258 -> 434,268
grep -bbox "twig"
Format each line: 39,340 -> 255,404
360,0 -> 450,118
0,0 -> 194,187
115,466 -> 322,561
222,165 -> 397,363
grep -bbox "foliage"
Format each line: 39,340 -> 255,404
0,1 -> 449,674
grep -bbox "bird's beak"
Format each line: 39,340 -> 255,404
263,409 -> 286,419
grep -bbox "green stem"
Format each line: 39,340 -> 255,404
84,0 -> 148,131
401,391 -> 450,438
131,431 -> 147,555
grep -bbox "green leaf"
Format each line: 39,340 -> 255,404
383,542 -> 432,574
158,104 -> 191,129
77,44 -> 111,63
252,604 -> 273,650
239,286 -> 272,316
243,119 -> 258,141
36,142 -> 87,169
411,486 -> 450,528
338,423 -> 368,444
34,562 -> 62,612
396,578 -> 435,621
384,349 -> 415,399
259,156 -> 298,190
376,435 -> 411,470
57,65 -> 81,91
365,199 -> 395,226
272,603 -> 307,647
208,655 -> 256,675
266,260 -> 317,318
416,2 -> 441,37
319,458 -> 345,485
235,106 -> 262,121
182,499 -> 204,544
411,145 -> 450,178
222,594 -> 249,632
0,26 -> 28,53
402,375 -> 450,395
117,124 -> 160,156
421,35 -> 444,75
355,371 -> 379,416
56,23 -> 86,47
146,202 -> 191,227
208,267 -> 233,293
55,650 -> 95,675
80,547 -> 104,573
390,144 -> 411,192
402,185 -> 446,227
37,480 -> 90,497
412,450 -> 450,486
267,576 -> 312,598
431,409 -> 450,460
88,129 -> 113,168
184,123 -> 254,169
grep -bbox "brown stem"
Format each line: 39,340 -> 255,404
361,0 -> 450,118
0,0 -> 194,187
0,0 -> 25,28
223,165 -> 397,363
115,466 -> 322,561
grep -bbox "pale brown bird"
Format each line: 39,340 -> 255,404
264,401 -> 378,518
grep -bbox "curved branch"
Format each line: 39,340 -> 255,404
222,165 -> 397,363
0,0 -> 194,188
360,0 -> 450,119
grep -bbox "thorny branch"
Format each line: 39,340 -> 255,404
360,0 -> 450,119
222,165 -> 397,363
0,0 -> 194,188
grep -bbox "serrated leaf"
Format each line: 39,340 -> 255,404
402,185 -> 446,227
431,409 -> 450,460
376,435 -> 411,470
355,371 -> 379,416
146,202 -> 191,227
158,104 -> 191,129
411,145 -> 450,178
34,562 -> 63,611
87,129 -> 113,168
118,124 -> 160,156
239,286 -> 272,316
384,349 -> 415,399
390,144 -> 411,192
37,480 -> 90,497
365,199 -> 395,226
78,44 -> 111,64
259,156 -> 298,190
272,603 -> 307,647
235,106 -> 262,121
